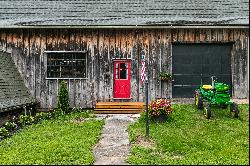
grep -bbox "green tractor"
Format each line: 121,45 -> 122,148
195,76 -> 239,119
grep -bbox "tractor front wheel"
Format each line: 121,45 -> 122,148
195,90 -> 203,109
221,104 -> 228,109
203,103 -> 211,119
230,102 -> 239,118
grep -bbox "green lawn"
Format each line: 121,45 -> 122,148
0,111 -> 104,165
128,104 -> 249,165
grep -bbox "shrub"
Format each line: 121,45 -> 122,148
19,115 -> 34,126
72,107 -> 85,113
11,114 -> 20,124
34,112 -> 49,123
47,112 -> 53,119
57,81 -> 70,113
148,98 -> 172,117
159,71 -> 172,81
51,108 -> 64,118
0,127 -> 9,139
4,122 -> 17,131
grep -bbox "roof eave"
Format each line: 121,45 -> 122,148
0,24 -> 249,29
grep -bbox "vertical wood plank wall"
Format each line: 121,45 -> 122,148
0,28 -> 248,108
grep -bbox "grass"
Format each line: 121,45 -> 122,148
127,104 -> 249,165
0,111 -> 104,165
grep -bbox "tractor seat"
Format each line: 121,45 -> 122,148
202,85 -> 213,90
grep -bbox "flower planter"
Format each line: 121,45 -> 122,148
151,114 -> 168,122
149,98 -> 172,123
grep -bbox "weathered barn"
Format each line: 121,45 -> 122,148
0,0 -> 249,110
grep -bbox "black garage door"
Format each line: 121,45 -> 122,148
172,43 -> 232,98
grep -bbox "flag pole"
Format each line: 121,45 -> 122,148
141,51 -> 149,139
145,75 -> 149,138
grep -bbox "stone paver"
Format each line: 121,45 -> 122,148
93,114 -> 138,165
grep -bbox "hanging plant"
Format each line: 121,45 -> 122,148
159,71 -> 172,81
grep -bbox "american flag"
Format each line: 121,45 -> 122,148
141,60 -> 146,84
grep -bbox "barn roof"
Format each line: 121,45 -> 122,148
0,0 -> 249,27
0,51 -> 37,113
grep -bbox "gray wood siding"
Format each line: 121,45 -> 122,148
0,28 -> 248,108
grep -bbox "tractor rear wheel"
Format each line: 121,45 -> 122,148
203,103 -> 211,119
195,89 -> 203,109
230,102 -> 239,118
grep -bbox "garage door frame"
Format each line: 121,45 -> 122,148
172,42 -> 234,98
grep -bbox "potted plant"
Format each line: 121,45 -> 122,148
159,71 -> 172,81
148,98 -> 172,122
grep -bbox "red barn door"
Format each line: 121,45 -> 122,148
113,61 -> 131,99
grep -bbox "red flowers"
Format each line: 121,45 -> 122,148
148,98 -> 172,117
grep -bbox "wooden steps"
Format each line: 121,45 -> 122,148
94,102 -> 145,114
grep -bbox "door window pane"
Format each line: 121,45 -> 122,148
119,63 -> 127,79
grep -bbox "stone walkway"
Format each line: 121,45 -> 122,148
92,99 -> 248,165
93,114 -> 139,165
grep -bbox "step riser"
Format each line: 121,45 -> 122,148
96,102 -> 145,106
95,105 -> 145,109
94,111 -> 143,114
94,102 -> 145,114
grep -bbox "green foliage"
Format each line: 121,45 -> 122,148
72,107 -> 84,113
159,71 -> 172,81
71,108 -> 95,117
51,108 -> 65,119
47,112 -> 53,119
4,122 -> 17,131
34,112 -> 49,123
19,115 -> 34,126
128,104 -> 249,165
0,111 -> 104,165
0,127 -> 9,139
57,81 -> 70,113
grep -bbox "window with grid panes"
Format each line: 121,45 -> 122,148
115,62 -> 128,79
47,52 -> 87,78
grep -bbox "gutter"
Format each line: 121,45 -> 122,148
0,25 -> 249,29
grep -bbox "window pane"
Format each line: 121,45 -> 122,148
64,53 -> 72,61
116,68 -> 118,79
75,53 -> 86,60
119,63 -> 127,79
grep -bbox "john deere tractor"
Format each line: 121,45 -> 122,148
195,76 -> 239,119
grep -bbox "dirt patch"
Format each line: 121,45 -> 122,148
135,135 -> 156,149
172,98 -> 249,104
231,99 -> 249,104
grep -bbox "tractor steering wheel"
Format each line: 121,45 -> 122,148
211,76 -> 217,89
